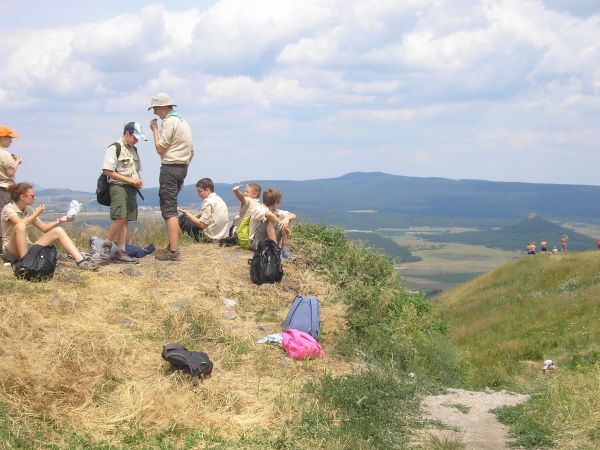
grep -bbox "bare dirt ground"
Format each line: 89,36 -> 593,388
418,388 -> 529,449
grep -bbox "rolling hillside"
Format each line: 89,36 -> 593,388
419,214 -> 597,251
53,172 -> 600,227
433,251 -> 600,448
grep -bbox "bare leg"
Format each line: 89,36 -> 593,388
117,221 -> 128,248
7,222 -> 29,258
106,218 -> 127,244
35,227 -> 83,262
166,216 -> 180,251
266,221 -> 277,241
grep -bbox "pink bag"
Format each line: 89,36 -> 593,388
282,329 -> 324,360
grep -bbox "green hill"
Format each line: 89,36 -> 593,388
419,214 -> 596,251
434,251 -> 600,448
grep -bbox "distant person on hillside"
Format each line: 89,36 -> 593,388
1,183 -> 98,270
254,188 -> 297,260
0,126 -> 22,250
596,239 -> 600,251
552,245 -> 559,255
561,234 -> 569,253
100,122 -> 146,264
540,240 -> 547,253
149,93 -> 194,262
542,359 -> 556,374
177,178 -> 229,243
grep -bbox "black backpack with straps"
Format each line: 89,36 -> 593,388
96,142 -> 121,206
249,239 -> 284,285
13,244 -> 58,282
161,343 -> 213,384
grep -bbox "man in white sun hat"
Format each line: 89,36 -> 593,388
101,122 -> 147,263
148,93 -> 194,262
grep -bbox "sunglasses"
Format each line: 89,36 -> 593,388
23,193 -> 35,199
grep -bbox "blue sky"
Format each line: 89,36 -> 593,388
1,0 -> 599,190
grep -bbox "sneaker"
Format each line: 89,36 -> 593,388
281,247 -> 294,261
76,257 -> 99,271
100,241 -> 113,260
155,249 -> 181,261
114,250 -> 139,264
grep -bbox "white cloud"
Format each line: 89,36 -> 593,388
2,0 -> 600,188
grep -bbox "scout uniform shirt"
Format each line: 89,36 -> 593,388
159,112 -> 193,164
102,137 -> 141,185
198,192 -> 229,241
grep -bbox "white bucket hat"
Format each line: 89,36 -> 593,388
148,93 -> 177,110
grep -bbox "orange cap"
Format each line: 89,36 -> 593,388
0,126 -> 19,138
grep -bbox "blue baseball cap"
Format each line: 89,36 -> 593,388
124,122 -> 147,141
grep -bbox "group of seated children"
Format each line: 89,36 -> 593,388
1,178 -> 295,271
178,178 -> 296,260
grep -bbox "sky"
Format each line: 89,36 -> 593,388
1,0 -> 599,190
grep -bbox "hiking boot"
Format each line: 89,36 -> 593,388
100,240 -> 113,260
114,250 -> 139,264
76,257 -> 99,271
155,249 -> 181,262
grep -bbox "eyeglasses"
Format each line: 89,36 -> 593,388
23,193 -> 35,199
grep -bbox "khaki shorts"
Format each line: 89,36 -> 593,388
109,183 -> 138,221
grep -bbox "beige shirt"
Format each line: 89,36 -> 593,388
102,137 -> 141,185
238,197 -> 267,241
0,148 -> 17,188
198,192 -> 229,241
1,202 -> 33,249
159,113 -> 194,164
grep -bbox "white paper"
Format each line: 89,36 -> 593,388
66,199 -> 81,218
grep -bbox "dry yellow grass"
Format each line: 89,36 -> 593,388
0,241 -> 350,445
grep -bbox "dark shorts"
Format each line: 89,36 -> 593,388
109,183 -> 138,221
159,164 -> 188,219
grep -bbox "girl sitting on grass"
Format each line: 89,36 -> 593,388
1,182 -> 98,270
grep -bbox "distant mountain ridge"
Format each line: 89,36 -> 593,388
418,214 -> 595,251
37,172 -> 600,227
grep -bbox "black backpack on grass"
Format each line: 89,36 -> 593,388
162,343 -> 213,384
13,244 -> 58,282
249,239 -> 283,285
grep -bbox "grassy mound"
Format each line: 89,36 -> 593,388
434,251 -> 600,448
0,223 -> 458,448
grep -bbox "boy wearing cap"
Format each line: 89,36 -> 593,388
101,122 -> 146,263
148,93 -> 194,262
0,126 -> 22,247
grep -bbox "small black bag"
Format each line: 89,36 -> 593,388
13,244 -> 58,282
162,343 -> 213,383
249,239 -> 284,285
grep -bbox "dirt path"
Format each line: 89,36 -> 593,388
419,388 -> 529,449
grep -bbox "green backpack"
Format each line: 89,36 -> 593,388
237,216 -> 251,249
